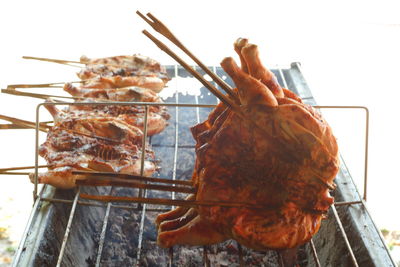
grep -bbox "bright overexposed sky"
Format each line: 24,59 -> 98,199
0,0 -> 399,244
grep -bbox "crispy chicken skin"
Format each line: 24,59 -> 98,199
156,39 -> 339,250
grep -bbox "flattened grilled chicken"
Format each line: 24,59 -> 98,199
78,55 -> 170,92
156,40 -> 339,250
63,83 -> 170,136
30,105 -> 156,189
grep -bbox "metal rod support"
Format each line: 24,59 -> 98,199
331,205 -> 359,267
56,187 -> 81,267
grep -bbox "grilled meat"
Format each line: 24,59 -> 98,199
79,54 -> 167,79
63,83 -> 170,136
31,107 -> 156,189
29,54 -> 170,189
64,83 -> 163,103
78,55 -> 170,92
156,40 -> 339,250
81,75 -> 167,93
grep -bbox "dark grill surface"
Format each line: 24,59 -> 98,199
12,64 -> 396,267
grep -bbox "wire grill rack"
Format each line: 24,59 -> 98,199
11,63 -> 396,267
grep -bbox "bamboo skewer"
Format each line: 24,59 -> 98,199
0,165 -> 51,175
72,170 -> 193,186
0,114 -> 50,132
2,87 -> 146,101
141,29 -> 240,112
0,124 -> 32,130
1,88 -> 77,101
23,56 -> 83,68
80,193 -> 272,210
0,172 -> 31,175
76,176 -> 195,194
22,55 -> 157,70
7,81 -> 83,89
136,11 -> 239,103
0,165 -> 51,172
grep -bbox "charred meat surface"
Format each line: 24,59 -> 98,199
31,108 -> 156,189
63,83 -> 170,136
30,54 -> 170,189
78,54 -> 170,93
156,39 -> 339,250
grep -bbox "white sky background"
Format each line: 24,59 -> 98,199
0,0 -> 399,242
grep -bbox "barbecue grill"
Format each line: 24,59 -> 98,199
6,63 -> 396,267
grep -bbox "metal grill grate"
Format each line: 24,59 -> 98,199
11,63 -> 396,267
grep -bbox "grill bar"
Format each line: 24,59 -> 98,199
331,205 -> 359,266
194,67 -> 209,267
136,105 -> 150,266
237,243 -> 244,267
39,197 -> 169,211
171,65 -> 180,203
335,201 -> 363,206
56,187 -> 81,267
203,246 -> 209,267
309,239 -> 321,267
136,197 -> 148,266
95,202 -> 111,266
168,247 -> 174,267
277,66 -> 289,89
167,66 -> 180,267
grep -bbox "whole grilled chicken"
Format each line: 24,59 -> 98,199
156,39 -> 339,250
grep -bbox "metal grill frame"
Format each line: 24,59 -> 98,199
11,63 -> 397,267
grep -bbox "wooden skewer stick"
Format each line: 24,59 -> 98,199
0,124 -> 32,130
72,170 -> 193,186
0,114 -> 50,132
136,11 -> 238,103
80,193 -> 271,210
1,88 -> 78,101
141,30 -> 240,112
23,56 -> 153,70
0,172 -> 31,175
0,165 -> 51,173
76,176 -> 195,194
23,56 -> 83,68
7,81 -> 84,89
2,87 -> 144,101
